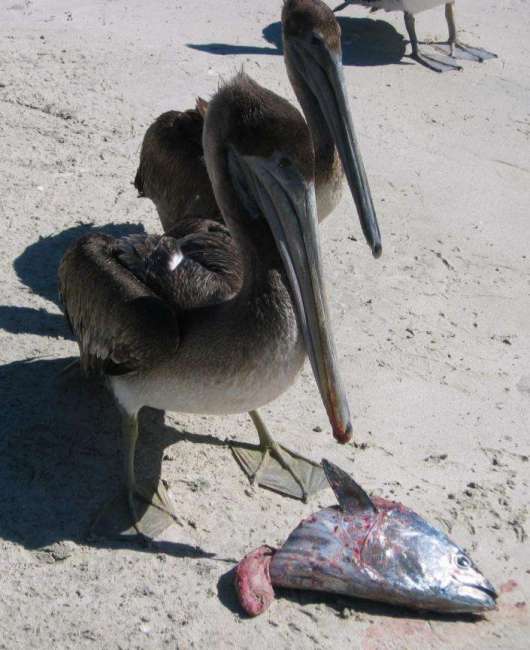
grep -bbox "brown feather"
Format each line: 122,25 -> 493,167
58,233 -> 180,376
58,225 -> 242,377
134,109 -> 221,230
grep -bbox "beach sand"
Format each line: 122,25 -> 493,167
0,1 -> 528,647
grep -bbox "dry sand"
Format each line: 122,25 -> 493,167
0,0 -> 528,648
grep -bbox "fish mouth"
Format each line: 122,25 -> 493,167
286,32 -> 382,258
466,583 -> 498,603
458,582 -> 498,612
227,148 -> 352,444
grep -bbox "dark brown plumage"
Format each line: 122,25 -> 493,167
59,219 -> 239,377
282,0 -> 341,55
134,108 -> 221,230
59,233 -> 179,376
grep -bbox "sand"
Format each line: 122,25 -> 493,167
0,0 -> 528,648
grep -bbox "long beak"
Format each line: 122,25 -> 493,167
288,34 -> 382,258
228,148 -> 352,444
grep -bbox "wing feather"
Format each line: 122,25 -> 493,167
58,233 -> 180,376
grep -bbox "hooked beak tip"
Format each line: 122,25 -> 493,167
333,421 -> 353,445
372,242 -> 382,259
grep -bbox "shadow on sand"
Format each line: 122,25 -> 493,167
0,222 -> 146,339
187,17 -> 407,68
0,222 -> 229,560
0,355 -> 228,560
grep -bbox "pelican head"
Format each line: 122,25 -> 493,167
282,0 -> 382,258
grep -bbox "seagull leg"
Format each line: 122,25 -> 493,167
404,11 -> 462,73
230,410 -> 326,502
90,410 -> 179,540
431,3 -> 497,62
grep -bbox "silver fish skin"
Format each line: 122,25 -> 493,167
269,501 -> 496,614
236,461 -> 497,616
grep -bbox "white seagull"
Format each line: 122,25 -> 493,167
335,1 -> 497,72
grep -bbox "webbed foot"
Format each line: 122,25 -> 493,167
403,11 -> 461,73
432,41 -> 497,62
90,479 -> 179,541
231,442 -> 327,501
231,410 -> 326,501
411,48 -> 462,73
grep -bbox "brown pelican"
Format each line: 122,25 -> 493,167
135,0 -> 381,238
133,0 -> 381,501
59,72 -> 357,538
334,1 -> 497,73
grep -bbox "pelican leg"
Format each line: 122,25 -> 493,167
430,4 -> 497,62
404,11 -> 462,73
230,410 -> 327,502
90,411 -> 179,540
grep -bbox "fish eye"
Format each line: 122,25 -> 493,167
456,554 -> 471,569
279,157 -> 292,169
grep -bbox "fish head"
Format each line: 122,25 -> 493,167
362,498 -> 497,613
322,461 -> 497,614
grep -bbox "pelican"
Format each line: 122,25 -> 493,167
135,0 -> 381,235
133,0 -> 381,500
59,71 -> 362,538
334,1 -> 497,73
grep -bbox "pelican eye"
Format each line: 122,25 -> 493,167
456,554 -> 471,569
312,34 -> 321,46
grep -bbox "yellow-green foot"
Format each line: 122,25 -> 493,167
231,442 -> 327,501
90,479 -> 178,541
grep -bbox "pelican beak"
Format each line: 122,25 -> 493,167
286,33 -> 382,258
228,148 -> 352,444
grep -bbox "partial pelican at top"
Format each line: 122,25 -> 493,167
335,1 -> 497,73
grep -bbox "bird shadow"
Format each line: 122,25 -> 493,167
216,565 -> 484,622
187,17 -> 407,68
0,222 -> 146,340
0,356 -> 226,561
